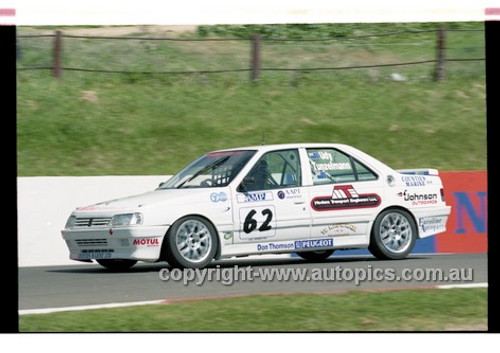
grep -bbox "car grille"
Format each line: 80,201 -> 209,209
74,217 -> 112,227
75,239 -> 109,247
81,249 -> 114,254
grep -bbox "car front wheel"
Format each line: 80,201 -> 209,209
164,216 -> 218,268
369,209 -> 416,260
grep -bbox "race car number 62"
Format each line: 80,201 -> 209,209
243,208 -> 273,234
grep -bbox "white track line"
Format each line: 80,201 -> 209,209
19,299 -> 167,315
437,282 -> 488,289
20,282 -> 489,315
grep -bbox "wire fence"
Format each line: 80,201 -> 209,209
17,27 -> 485,82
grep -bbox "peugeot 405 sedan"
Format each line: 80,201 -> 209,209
62,143 -> 451,270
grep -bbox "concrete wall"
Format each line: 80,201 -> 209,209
17,176 -> 167,267
18,171 -> 487,267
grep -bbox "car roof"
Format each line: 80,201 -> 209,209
212,143 -> 395,174
213,143 -> 352,153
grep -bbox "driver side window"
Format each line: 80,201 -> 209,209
239,149 -> 301,192
308,148 -> 378,185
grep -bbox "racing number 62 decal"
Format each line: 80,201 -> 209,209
239,206 -> 277,239
243,208 -> 273,233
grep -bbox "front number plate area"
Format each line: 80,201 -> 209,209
77,249 -> 114,259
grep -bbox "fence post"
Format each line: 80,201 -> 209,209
434,26 -> 446,81
53,30 -> 62,79
251,34 -> 261,82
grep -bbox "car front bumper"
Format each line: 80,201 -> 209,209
61,225 -> 170,262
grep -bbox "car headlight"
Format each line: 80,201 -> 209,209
110,213 -> 144,227
65,216 -> 76,229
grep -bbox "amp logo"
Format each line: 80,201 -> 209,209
237,192 -> 274,203
246,193 -> 267,202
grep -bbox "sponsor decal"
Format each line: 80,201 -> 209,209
210,192 -> 228,203
295,238 -> 334,249
309,151 -> 332,161
257,242 -> 295,251
311,161 -> 351,172
311,185 -> 381,211
419,217 -> 447,234
398,190 -> 438,205
223,232 -> 233,245
237,191 -> 274,203
401,175 -> 427,187
277,188 -> 301,200
309,151 -> 351,172
256,238 -> 334,252
308,152 -> 321,159
320,224 -> 358,236
316,171 -> 328,179
133,238 -> 160,246
387,175 -> 396,187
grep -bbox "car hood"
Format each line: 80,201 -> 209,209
74,188 -> 221,214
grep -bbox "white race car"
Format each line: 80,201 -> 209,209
62,143 -> 451,270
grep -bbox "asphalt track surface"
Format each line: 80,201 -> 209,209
19,253 -> 487,311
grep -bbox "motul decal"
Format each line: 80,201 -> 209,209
132,238 -> 160,246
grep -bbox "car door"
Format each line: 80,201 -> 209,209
306,147 -> 383,244
233,148 -> 311,244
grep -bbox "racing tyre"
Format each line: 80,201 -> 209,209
369,209 -> 416,260
164,216 -> 218,269
296,250 -> 334,261
96,259 -> 137,271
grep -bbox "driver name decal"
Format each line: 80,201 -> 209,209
311,185 -> 381,211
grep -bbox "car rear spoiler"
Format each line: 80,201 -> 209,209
396,168 -> 439,176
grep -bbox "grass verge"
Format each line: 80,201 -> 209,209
19,288 -> 487,332
17,23 -> 486,176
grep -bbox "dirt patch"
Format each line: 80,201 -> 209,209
443,321 -> 488,331
80,90 -> 99,103
20,25 -> 198,37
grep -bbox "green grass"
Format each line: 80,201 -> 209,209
16,23 -> 486,176
19,288 -> 487,332
17,70 -> 487,175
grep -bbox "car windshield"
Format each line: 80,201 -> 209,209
157,150 -> 256,189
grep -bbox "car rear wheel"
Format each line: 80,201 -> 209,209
164,216 -> 218,268
296,249 -> 334,261
369,209 -> 416,260
96,259 -> 137,271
